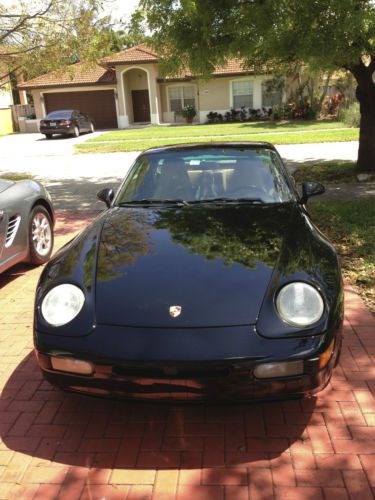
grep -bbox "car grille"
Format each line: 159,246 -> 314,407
112,363 -> 233,379
5,215 -> 21,248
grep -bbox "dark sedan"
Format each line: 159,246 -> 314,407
34,143 -> 343,401
39,109 -> 94,139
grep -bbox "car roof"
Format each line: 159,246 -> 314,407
143,142 -> 278,154
46,109 -> 76,114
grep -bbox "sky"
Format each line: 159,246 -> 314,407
108,0 -> 140,21
1,0 -> 141,22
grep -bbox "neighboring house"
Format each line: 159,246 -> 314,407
17,43 -> 283,129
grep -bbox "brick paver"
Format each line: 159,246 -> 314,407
0,211 -> 374,500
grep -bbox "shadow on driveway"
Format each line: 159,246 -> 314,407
0,351 -> 316,497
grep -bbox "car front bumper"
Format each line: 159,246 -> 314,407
34,323 -> 342,401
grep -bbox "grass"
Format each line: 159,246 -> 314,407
87,120 -> 349,143
1,173 -> 34,181
309,200 -> 375,313
293,160 -> 358,184
76,128 -> 359,154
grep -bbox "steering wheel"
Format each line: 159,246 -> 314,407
228,185 -> 267,198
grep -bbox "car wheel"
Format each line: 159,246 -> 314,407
45,134 -> 53,139
28,206 -> 54,265
89,122 -> 94,133
72,126 -> 80,138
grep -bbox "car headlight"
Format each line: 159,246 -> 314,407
41,284 -> 85,326
276,282 -> 324,327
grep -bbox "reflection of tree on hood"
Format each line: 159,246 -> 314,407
155,205 -> 286,269
97,210 -> 152,281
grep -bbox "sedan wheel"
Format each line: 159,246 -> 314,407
89,122 -> 94,133
29,206 -> 54,265
73,126 -> 80,138
45,134 -> 53,139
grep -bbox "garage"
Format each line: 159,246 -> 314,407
44,90 -> 118,129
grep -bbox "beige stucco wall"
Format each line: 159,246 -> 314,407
159,74 -> 275,123
116,63 -> 161,127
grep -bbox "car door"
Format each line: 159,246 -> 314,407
81,112 -> 90,131
0,207 -> 7,262
0,194 -> 24,269
77,112 -> 88,132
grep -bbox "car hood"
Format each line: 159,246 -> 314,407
95,203 -> 296,328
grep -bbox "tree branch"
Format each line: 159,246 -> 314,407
0,0 -> 56,43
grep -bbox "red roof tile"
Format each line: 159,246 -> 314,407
102,43 -> 159,65
18,62 -> 116,90
19,44 -> 264,89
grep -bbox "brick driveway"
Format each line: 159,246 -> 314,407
0,211 -> 374,500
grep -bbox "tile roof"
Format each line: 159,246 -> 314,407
19,44 -> 263,90
102,43 -> 159,65
18,62 -> 116,90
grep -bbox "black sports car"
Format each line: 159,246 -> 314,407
39,109 -> 94,139
1,178 -> 54,274
34,143 -> 343,401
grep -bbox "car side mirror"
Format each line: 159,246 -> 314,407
300,181 -> 325,204
97,188 -> 114,208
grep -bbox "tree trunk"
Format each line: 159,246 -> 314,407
357,111 -> 375,173
351,62 -> 375,173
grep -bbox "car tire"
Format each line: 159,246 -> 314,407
89,122 -> 94,133
45,134 -> 53,139
72,126 -> 80,138
28,205 -> 54,265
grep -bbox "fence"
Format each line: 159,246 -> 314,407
10,103 -> 35,131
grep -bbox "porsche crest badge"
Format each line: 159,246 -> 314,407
169,305 -> 182,318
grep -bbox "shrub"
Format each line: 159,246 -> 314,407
338,102 -> 360,128
181,105 -> 197,119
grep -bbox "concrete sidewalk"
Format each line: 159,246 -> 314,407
0,211 -> 374,500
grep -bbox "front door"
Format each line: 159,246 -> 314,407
132,90 -> 151,122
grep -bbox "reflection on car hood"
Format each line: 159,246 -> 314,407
0,179 -> 14,194
95,203 -> 296,328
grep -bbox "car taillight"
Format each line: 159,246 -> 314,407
60,119 -> 72,125
40,120 -> 46,126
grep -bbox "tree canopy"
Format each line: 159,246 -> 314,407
0,0 -> 146,83
141,0 -> 375,172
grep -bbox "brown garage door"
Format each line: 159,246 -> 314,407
44,90 -> 117,129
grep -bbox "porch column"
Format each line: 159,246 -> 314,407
117,68 -> 129,128
147,66 -> 160,124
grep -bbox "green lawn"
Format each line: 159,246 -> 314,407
309,200 -> 375,313
293,160 -> 357,184
87,120 -> 348,142
76,123 -> 358,154
1,173 -> 34,181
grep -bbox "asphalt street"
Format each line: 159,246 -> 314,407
0,132 -> 368,209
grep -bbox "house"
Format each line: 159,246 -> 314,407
17,43 -> 283,129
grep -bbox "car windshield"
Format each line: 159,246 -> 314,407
46,111 -> 73,119
115,147 -> 295,205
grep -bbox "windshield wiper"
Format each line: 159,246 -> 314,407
190,197 -> 263,205
118,199 -> 190,207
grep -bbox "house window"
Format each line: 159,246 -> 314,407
232,80 -> 253,108
168,86 -> 195,112
262,82 -> 283,107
